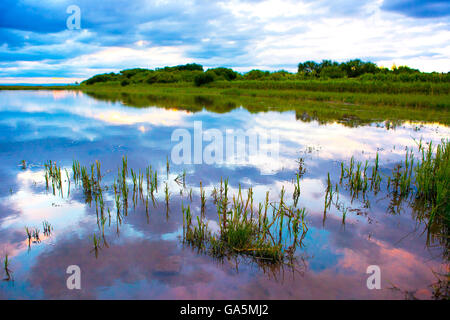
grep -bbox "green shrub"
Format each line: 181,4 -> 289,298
194,73 -> 215,86
320,66 -> 346,79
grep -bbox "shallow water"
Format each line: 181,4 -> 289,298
0,90 -> 448,299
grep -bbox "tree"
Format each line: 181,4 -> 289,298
298,61 -> 320,75
244,69 -> 268,80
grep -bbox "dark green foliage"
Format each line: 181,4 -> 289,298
83,73 -> 118,85
162,63 -> 204,72
320,65 -> 347,79
244,69 -> 270,80
298,61 -> 320,75
194,73 -> 214,86
340,59 -> 379,77
81,60 -> 450,88
207,67 -> 239,81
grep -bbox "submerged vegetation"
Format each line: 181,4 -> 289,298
36,139 -> 449,271
183,181 -> 308,263
325,140 -> 449,252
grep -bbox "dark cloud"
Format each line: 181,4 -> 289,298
0,0 -> 449,78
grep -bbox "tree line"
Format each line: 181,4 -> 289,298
81,60 -> 450,87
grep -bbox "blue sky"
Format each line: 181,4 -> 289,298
0,0 -> 449,83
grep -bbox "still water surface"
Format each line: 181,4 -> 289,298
0,90 -> 448,299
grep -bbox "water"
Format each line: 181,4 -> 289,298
0,90 -> 448,299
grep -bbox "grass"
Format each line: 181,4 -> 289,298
42,220 -> 52,236
43,157 -> 311,265
90,233 -> 101,258
327,140 -> 449,245
37,142 -> 448,270
413,140 -> 449,235
184,181 -> 308,264
3,254 -> 13,281
2,83 -> 449,125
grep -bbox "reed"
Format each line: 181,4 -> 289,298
164,182 -> 170,211
32,228 -> 41,243
25,227 -> 32,245
200,181 -> 206,216
413,140 -> 449,232
3,254 -> 12,281
90,233 -> 101,257
42,220 -> 52,236
166,155 -> 170,178
183,180 -> 308,264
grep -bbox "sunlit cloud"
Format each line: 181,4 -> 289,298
0,0 -> 449,83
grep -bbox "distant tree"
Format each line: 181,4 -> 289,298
268,70 -> 293,80
393,65 -> 420,74
171,63 -> 204,72
298,61 -> 320,75
244,69 -> 268,80
340,59 -> 379,77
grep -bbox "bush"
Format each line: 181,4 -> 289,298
83,73 -> 117,85
244,69 -> 269,80
207,67 -> 239,81
194,73 -> 215,86
320,66 -> 346,79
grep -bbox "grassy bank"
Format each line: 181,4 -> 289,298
1,81 -> 450,125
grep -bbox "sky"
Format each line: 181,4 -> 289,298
0,0 -> 449,84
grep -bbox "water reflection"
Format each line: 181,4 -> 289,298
0,90 -> 448,299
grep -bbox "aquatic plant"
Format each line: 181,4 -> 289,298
183,181 -> 308,264
3,254 -> 12,281
42,220 -> 52,236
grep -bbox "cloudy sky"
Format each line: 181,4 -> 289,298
0,0 -> 449,83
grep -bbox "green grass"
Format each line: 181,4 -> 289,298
183,180 -> 308,263
1,82 -> 449,125
329,140 -> 449,247
413,140 -> 449,234
3,254 -> 12,281
39,143 -> 448,268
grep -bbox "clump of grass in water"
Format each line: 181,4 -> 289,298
332,140 -> 448,245
44,160 -> 64,197
25,227 -> 32,246
90,233 -> 101,258
32,228 -> 41,243
413,140 -> 449,234
42,220 -> 53,236
183,181 -> 308,264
